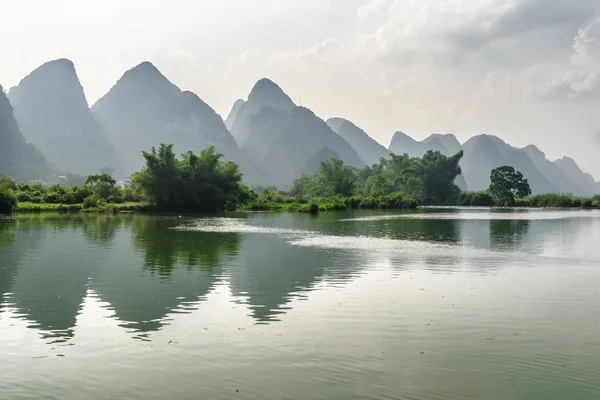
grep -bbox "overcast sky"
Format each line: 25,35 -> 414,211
2,0 -> 600,176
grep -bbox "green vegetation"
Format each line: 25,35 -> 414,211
0,186 -> 17,214
131,144 -> 250,212
447,191 -> 594,208
280,150 -> 463,209
1,149 -> 597,215
489,166 -> 532,206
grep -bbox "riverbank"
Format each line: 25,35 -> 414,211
13,202 -> 153,213
8,197 -> 600,215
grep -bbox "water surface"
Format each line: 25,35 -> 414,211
1,208 -> 600,399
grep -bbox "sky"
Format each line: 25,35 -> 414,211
2,0 -> 600,177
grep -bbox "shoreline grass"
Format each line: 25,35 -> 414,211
14,201 -> 153,213
9,196 -> 600,215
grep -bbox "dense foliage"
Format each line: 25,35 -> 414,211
131,144 -> 250,211
0,186 -> 17,214
489,166 -> 532,206
1,145 -> 596,214
289,150 -> 464,205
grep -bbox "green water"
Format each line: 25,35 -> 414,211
1,208 -> 600,399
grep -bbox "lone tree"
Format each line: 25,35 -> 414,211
489,166 -> 532,206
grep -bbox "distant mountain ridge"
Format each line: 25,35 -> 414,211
8,59 -> 121,176
386,130 -> 598,196
0,85 -> 54,182
227,79 -> 364,186
326,118 -> 390,166
91,62 -> 265,183
2,59 -> 598,195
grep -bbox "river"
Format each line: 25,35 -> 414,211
1,208 -> 600,399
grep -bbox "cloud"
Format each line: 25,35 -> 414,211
539,19 -> 600,101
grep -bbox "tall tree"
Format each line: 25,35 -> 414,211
132,144 -> 249,211
489,166 -> 532,206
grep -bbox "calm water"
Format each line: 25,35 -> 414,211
1,208 -> 600,399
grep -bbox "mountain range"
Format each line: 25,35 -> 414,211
1,58 -> 598,196
0,85 -> 53,182
8,59 -> 121,176
226,79 -> 364,186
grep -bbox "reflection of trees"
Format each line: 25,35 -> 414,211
0,221 -> 13,248
131,216 -> 240,276
0,222 -> 18,314
489,219 -> 530,251
82,215 -> 131,246
320,212 -> 461,244
90,216 -> 240,336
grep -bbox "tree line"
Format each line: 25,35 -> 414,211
0,143 -> 597,214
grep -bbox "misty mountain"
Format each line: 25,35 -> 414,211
0,86 -> 53,182
228,79 -> 364,186
8,59 -> 121,176
523,146 -> 594,196
300,147 -> 341,177
389,131 -> 465,159
230,78 -> 296,147
388,131 -> 421,157
461,135 -> 557,194
424,134 -> 463,156
554,157 -> 597,196
224,99 -> 245,131
327,118 -> 390,165
91,62 -> 264,183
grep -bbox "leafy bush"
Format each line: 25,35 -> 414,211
82,195 -> 99,209
298,202 -> 319,214
0,187 -> 17,214
469,192 -> 493,206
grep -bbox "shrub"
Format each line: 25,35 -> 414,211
0,187 -> 17,214
307,202 -> 319,214
470,192 -> 493,206
82,195 -> 99,209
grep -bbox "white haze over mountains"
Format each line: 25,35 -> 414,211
1,0 -> 600,176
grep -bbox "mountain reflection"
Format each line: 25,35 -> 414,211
131,216 -> 240,276
91,216 -> 237,337
3,211 -> 594,346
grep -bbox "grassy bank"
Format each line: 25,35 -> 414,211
242,193 -> 418,212
8,195 -> 599,215
448,192 -> 597,208
14,201 -> 153,213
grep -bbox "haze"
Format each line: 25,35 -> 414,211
2,0 -> 599,176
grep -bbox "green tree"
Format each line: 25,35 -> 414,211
419,150 -> 463,204
0,186 -> 17,214
0,176 -> 16,190
312,159 -> 357,197
85,173 -> 118,201
489,166 -> 532,206
132,144 -> 248,211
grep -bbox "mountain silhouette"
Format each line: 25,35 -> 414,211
228,79 -> 364,186
554,156 -> 597,196
92,62 -> 265,183
327,118 -> 390,166
224,99 -> 245,131
8,59 -> 121,176
300,147 -> 341,177
0,85 -> 54,182
461,135 -> 557,194
523,146 -> 594,196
